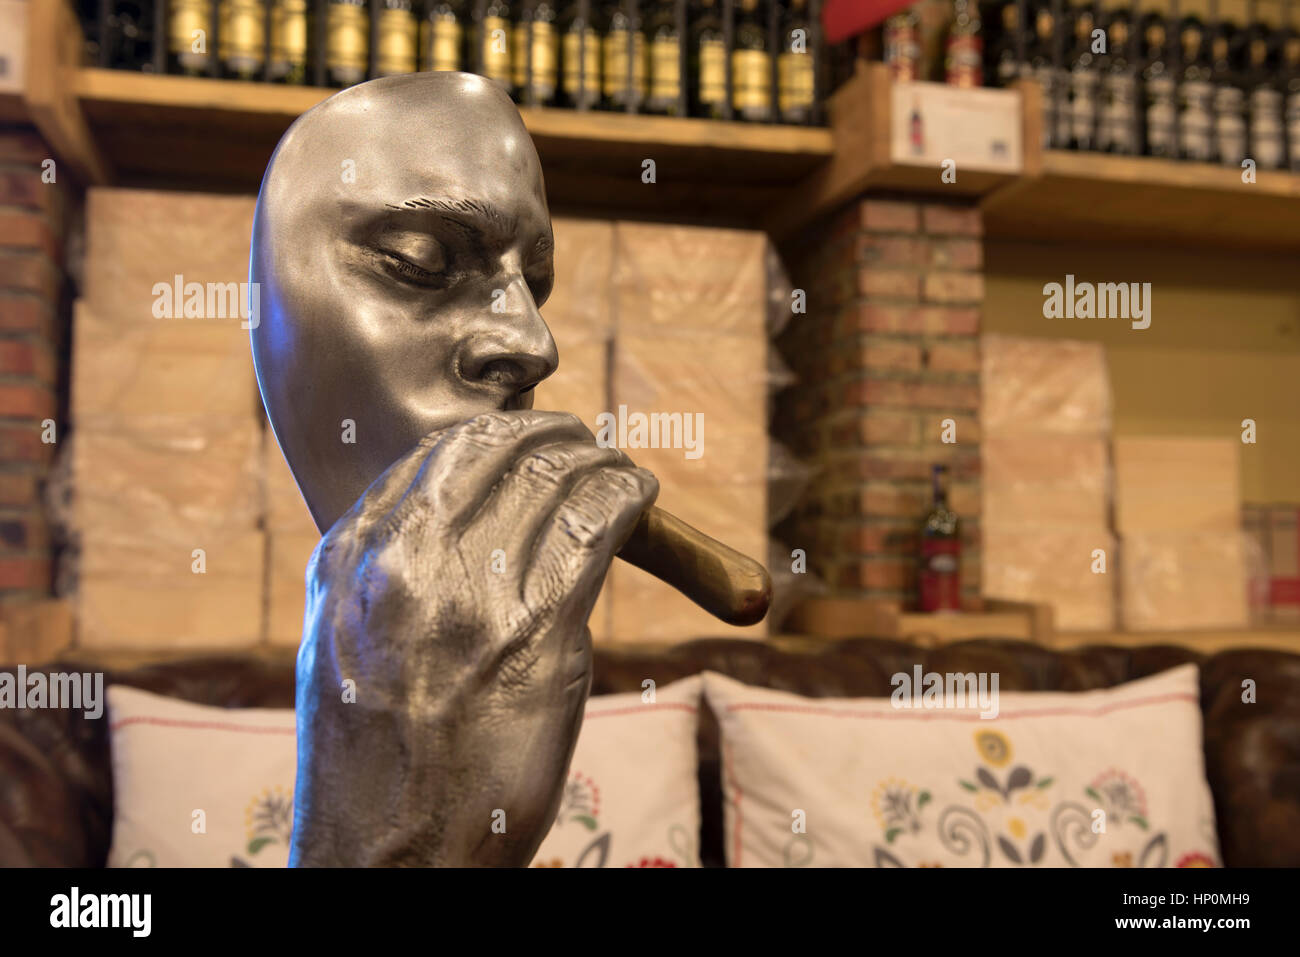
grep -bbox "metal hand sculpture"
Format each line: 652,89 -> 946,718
250,72 -> 768,867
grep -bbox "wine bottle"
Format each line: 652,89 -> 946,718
559,0 -> 600,108
987,0 -> 1023,88
1098,0 -> 1138,154
945,0 -> 983,88
1245,18 -> 1283,169
601,0 -> 648,111
104,0 -> 154,70
327,0 -> 369,86
883,5 -> 921,82
1176,12 -> 1214,162
513,0 -> 560,103
421,0 -> 465,71
691,0 -> 726,118
1209,16 -> 1245,167
1141,10 -> 1176,157
376,0 -> 419,76
1282,24 -> 1300,171
268,0 -> 310,82
645,0 -> 683,114
778,0 -> 815,124
1030,0 -> 1068,149
479,0 -> 515,88
168,0 -> 214,74
1065,0 -> 1098,149
218,0 -> 266,78
732,0 -> 771,121
919,464 -> 961,614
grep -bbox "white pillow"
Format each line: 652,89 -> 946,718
532,675 -> 703,868
106,675 -> 703,868
703,665 -> 1220,868
106,685 -> 297,868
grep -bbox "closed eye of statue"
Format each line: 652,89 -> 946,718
375,232 -> 452,286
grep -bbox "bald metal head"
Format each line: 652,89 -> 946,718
251,72 -> 559,532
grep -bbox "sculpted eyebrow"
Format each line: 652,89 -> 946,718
385,196 -> 517,241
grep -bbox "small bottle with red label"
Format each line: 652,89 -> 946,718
919,463 -> 961,612
945,0 -> 984,88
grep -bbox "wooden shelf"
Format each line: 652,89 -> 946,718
19,0 -> 1300,246
72,67 -> 833,223
983,149 -> 1300,253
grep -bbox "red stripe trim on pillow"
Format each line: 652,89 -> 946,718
727,691 -> 1197,722
109,716 -> 296,734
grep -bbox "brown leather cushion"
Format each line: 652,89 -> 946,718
2,637 -> 1298,866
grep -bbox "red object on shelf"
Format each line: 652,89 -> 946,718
822,0 -> 916,45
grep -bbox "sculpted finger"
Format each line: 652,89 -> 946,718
522,466 -> 659,616
395,410 -> 594,530
478,440 -> 634,583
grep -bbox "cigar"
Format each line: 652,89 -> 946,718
617,506 -> 771,627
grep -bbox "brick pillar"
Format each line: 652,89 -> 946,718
775,197 -> 984,612
0,127 -> 68,601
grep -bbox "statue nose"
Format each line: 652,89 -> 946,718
460,278 -> 558,393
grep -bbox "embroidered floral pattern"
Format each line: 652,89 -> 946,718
228,785 -> 293,868
870,776 -> 930,844
974,730 -> 1012,767
555,771 -> 601,831
1086,769 -> 1149,830
857,733 -> 1213,868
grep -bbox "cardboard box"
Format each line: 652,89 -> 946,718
78,573 -> 263,649
982,526 -> 1116,631
1113,437 -> 1240,534
72,302 -> 259,421
85,189 -> 257,325
267,532 -> 318,646
74,421 -> 262,540
613,333 -> 768,488
264,427 -> 318,534
982,436 -> 1110,529
544,218 -> 616,346
614,223 -> 768,337
1119,531 -> 1250,631
981,335 -> 1112,437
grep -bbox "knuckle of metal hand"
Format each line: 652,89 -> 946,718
558,502 -> 605,550
524,447 -> 572,482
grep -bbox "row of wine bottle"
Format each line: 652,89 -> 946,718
981,0 -> 1300,169
84,0 -> 823,123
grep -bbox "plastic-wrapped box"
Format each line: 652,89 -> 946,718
1113,437 -> 1241,534
84,188 -> 256,323
981,334 -> 1112,437
544,218 -> 616,345
982,436 -> 1110,529
613,333 -> 768,488
613,222 -> 768,337
982,526 -> 1117,631
1119,532 -> 1250,631
72,303 -> 259,420
68,419 -> 265,648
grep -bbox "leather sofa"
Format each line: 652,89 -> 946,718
2,637 -> 1298,867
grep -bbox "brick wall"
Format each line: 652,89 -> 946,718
775,197 -> 984,611
0,127 -> 68,601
